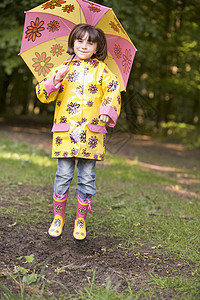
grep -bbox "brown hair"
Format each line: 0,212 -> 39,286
67,24 -> 107,61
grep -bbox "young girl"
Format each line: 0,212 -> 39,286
36,24 -> 121,240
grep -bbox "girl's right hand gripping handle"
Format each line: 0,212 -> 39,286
54,65 -> 69,85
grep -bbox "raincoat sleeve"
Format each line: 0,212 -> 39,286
35,68 -> 62,104
99,66 -> 121,128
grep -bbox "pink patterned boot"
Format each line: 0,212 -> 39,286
73,195 -> 91,240
48,192 -> 68,238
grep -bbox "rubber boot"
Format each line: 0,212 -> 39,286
73,195 -> 91,240
48,192 -> 68,238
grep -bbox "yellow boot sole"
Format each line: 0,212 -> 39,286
48,215 -> 64,238
73,218 -> 86,240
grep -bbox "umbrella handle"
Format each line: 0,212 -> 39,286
68,53 -> 76,66
59,54 -> 76,78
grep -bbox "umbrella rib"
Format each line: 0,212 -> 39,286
106,36 -> 119,40
106,37 -> 119,40
58,17 -> 72,32
79,7 -> 82,23
54,38 -> 68,42
107,54 -> 113,59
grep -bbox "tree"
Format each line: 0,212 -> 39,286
0,0 -> 43,114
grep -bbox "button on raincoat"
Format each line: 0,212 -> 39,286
36,58 -> 121,160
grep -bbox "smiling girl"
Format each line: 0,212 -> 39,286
36,24 -> 121,240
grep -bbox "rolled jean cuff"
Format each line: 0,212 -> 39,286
78,195 -> 91,203
53,192 -> 68,201
78,190 -> 96,200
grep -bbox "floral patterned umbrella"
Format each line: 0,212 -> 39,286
19,0 -> 137,91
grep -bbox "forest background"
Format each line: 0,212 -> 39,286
0,0 -> 200,144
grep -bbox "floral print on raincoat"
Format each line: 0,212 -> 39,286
36,58 -> 121,160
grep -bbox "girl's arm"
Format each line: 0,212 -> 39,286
99,66 -> 121,127
35,65 -> 69,104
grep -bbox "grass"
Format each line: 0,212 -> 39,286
0,137 -> 200,299
156,121 -> 200,150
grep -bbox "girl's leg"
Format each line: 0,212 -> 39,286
77,158 -> 96,200
73,158 -> 96,240
54,158 -> 76,196
49,158 -> 75,238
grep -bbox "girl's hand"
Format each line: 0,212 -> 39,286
54,65 -> 69,86
99,114 -> 110,123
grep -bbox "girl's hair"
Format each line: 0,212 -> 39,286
67,24 -> 107,61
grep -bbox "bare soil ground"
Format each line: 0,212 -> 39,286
0,117 -> 199,297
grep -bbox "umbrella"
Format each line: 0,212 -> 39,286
19,0 -> 137,91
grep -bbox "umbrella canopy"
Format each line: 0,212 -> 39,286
19,0 -> 137,91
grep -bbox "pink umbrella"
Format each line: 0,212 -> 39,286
19,0 -> 137,91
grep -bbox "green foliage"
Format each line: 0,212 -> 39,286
103,0 -> 200,127
160,121 -> 200,149
0,0 -> 45,114
0,0 -> 43,74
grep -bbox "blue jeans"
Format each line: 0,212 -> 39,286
54,158 -> 96,199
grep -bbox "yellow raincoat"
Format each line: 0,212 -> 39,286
36,58 -> 121,160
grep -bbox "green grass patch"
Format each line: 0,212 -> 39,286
158,121 -> 200,150
0,137 -> 199,299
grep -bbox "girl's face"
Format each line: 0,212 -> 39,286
73,32 -> 97,61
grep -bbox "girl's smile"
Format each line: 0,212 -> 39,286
74,32 -> 97,61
